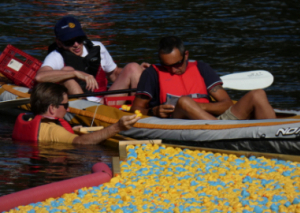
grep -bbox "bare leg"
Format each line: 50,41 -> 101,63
60,66 -> 84,95
231,89 -> 276,119
172,96 -> 217,120
108,62 -> 144,95
106,62 -> 144,105
62,79 -> 84,95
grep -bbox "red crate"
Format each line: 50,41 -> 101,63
103,96 -> 135,109
0,44 -> 42,88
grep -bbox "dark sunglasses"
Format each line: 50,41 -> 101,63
160,51 -> 186,68
59,103 -> 69,110
62,36 -> 86,47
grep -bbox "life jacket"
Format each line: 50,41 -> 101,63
12,113 -> 74,143
153,61 -> 210,104
48,39 -> 107,93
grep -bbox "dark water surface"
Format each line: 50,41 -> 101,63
0,0 -> 300,197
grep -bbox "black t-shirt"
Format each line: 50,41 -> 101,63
136,60 -> 222,108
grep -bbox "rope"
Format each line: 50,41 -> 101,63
90,104 -> 100,127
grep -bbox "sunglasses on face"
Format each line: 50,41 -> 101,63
59,102 -> 69,110
62,36 -> 86,47
160,51 -> 186,68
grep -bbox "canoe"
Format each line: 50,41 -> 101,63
2,83 -> 300,155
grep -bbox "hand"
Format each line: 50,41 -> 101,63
118,114 -> 140,131
153,104 -> 175,118
72,125 -> 83,131
140,62 -> 151,70
75,71 -> 99,91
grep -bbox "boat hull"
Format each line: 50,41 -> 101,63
2,83 -> 300,155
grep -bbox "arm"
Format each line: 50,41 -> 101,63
130,95 -> 175,118
72,115 -> 139,145
130,95 -> 150,115
35,66 -> 99,91
35,66 -> 79,83
36,51 -> 81,83
195,62 -> 233,115
196,85 -> 233,116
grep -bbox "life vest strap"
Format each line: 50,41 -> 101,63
188,93 -> 210,99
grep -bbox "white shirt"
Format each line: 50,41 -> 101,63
41,41 -> 117,73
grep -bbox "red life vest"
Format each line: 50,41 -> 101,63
153,61 -> 210,104
94,67 -> 108,93
12,113 -> 74,143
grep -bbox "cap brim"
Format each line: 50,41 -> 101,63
58,29 -> 86,41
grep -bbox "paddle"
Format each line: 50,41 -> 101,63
220,70 -> 273,90
69,88 -> 136,99
0,70 -> 273,109
0,88 -> 137,109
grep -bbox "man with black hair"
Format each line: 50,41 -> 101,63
13,82 -> 139,144
130,36 -> 275,120
35,16 -> 149,101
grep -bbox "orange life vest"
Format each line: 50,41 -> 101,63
153,61 -> 210,104
12,113 -> 74,143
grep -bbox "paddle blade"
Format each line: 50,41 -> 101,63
220,70 -> 274,90
0,98 -> 30,109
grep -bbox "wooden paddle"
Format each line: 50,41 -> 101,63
0,70 -> 274,109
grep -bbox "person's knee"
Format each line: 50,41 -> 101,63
248,89 -> 267,102
249,89 -> 266,95
176,96 -> 194,110
123,62 -> 143,75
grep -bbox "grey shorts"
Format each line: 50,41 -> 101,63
217,106 -> 239,120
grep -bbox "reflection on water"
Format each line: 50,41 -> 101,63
0,0 -> 300,197
0,137 -> 118,196
0,112 -> 118,196
1,0 -> 299,108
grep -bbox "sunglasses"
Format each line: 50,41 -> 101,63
160,51 -> 186,68
62,36 -> 86,47
59,102 -> 69,110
